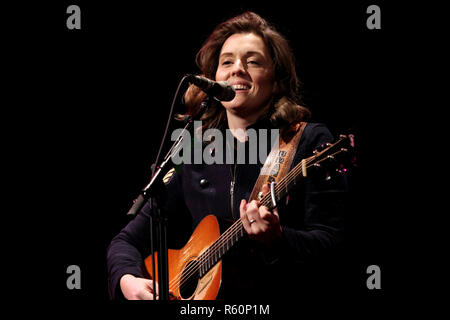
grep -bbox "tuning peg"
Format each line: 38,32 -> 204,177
315,142 -> 332,152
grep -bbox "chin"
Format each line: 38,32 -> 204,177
223,101 -> 242,109
223,96 -> 249,109
224,103 -> 246,113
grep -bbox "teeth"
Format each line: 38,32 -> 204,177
233,84 -> 250,90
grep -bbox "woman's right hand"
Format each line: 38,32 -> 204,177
120,274 -> 159,300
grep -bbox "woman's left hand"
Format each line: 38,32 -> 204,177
240,184 -> 282,244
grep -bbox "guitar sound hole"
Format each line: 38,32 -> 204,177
179,260 -> 199,299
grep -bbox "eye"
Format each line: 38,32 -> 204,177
247,60 -> 260,65
221,60 -> 233,66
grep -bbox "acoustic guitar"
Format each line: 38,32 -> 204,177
145,134 -> 352,300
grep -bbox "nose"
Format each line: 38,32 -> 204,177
231,59 -> 246,76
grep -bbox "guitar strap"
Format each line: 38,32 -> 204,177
249,121 -> 307,202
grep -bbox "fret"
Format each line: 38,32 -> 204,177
196,221 -> 247,276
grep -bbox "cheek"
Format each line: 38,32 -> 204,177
254,76 -> 275,95
215,68 -> 227,81
253,69 -> 274,85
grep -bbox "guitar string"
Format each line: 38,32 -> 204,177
168,218 -> 244,292
165,215 -> 244,291
167,139 -> 346,294
167,205 -> 254,292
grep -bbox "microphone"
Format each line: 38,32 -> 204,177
187,75 -> 235,101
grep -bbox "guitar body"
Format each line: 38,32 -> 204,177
144,215 -> 222,300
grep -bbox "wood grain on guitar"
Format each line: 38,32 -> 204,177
145,215 -> 222,300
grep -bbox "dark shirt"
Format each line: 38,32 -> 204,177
106,121 -> 347,300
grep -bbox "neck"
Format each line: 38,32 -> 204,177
226,112 -> 256,142
226,104 -> 271,142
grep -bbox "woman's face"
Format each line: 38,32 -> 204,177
215,32 -> 276,118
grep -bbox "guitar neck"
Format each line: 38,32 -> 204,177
260,159 -> 309,210
198,219 -> 245,277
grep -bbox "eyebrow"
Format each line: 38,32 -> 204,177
219,51 -> 264,58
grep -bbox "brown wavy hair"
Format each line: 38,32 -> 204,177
180,11 -> 311,131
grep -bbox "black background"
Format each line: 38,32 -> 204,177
4,0 -> 428,316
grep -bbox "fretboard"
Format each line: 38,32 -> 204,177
198,219 -> 244,277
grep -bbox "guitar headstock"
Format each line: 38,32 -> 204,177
260,134 -> 357,209
307,134 -> 357,180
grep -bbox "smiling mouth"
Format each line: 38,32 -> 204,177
232,84 -> 251,91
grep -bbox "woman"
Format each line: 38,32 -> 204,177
107,11 -> 347,300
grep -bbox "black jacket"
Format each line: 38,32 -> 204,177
106,121 -> 347,300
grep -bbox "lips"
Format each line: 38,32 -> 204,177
230,81 -> 251,91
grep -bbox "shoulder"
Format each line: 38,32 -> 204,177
301,122 -> 334,152
303,122 -> 333,138
289,122 -> 334,167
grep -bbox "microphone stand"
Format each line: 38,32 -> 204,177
126,94 -> 212,300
